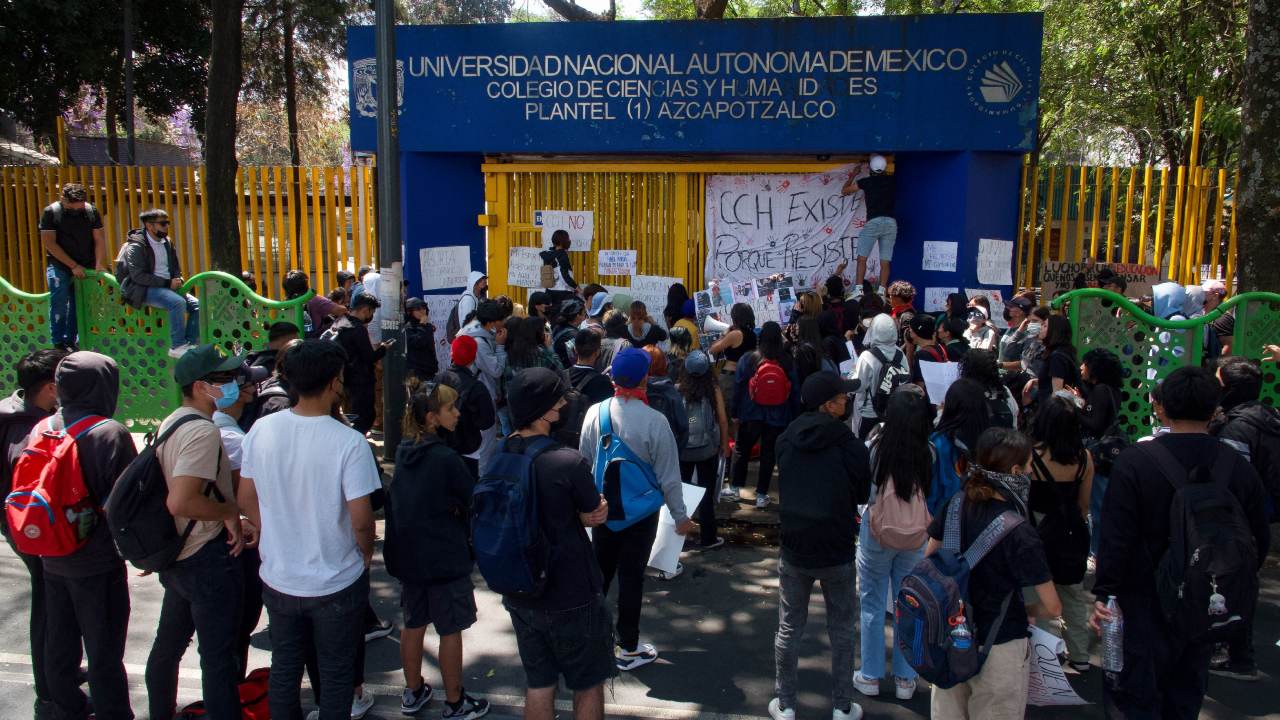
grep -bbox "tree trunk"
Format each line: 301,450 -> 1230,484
1237,0 -> 1280,292
204,0 -> 244,273
283,0 -> 301,167
104,83 -> 120,164
543,0 -> 604,20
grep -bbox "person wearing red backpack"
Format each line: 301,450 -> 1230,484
1,349 -> 66,717
731,322 -> 800,509
36,352 -> 138,720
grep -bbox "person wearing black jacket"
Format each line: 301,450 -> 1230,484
770,372 -> 871,720
1091,367 -> 1270,718
539,229 -> 579,305
433,335 -> 496,479
116,209 -> 200,357
0,349 -> 65,716
387,382 -> 490,718
330,293 -> 391,434
404,298 -> 440,382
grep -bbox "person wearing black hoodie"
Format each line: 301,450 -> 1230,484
770,371 -> 871,720
404,297 -> 440,383
387,382 -> 490,718
331,293 -> 392,434
41,352 -> 139,720
539,229 -> 579,306
1,349 -> 65,716
1209,356 -> 1280,681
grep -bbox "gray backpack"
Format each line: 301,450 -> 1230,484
680,396 -> 719,462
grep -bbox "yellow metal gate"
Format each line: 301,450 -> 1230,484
479,158 -> 863,303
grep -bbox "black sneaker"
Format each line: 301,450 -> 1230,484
400,681 -> 433,715
1209,659 -> 1260,682
365,618 -> 395,642
442,690 -> 490,720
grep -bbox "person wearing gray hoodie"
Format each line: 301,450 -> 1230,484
851,314 -> 910,439
462,300 -> 509,470
40,352 -> 139,720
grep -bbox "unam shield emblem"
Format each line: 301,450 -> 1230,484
353,58 -> 406,119
966,50 -> 1033,117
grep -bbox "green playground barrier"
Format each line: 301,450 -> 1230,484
1051,288 -> 1280,440
1,270 -> 310,431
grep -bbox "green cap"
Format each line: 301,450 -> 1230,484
174,344 -> 246,386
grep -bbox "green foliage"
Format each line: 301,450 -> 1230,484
399,0 -> 514,24
241,0 -> 354,103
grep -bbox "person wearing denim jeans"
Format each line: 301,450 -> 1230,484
116,209 -> 199,357
146,285 -> 202,352
840,154 -> 896,292
39,183 -> 106,349
854,522 -> 924,699
774,558 -> 858,717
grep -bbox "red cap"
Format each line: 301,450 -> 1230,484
451,335 -> 478,367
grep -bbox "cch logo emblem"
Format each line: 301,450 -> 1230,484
967,51 -> 1033,117
353,58 -> 405,119
23,525 -> 40,539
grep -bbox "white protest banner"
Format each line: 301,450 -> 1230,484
419,245 -> 471,292
508,246 -> 543,289
598,249 -> 637,276
1027,624 -> 1089,707
536,209 -> 594,251
966,287 -> 1008,329
924,287 -> 959,312
423,296 -> 457,370
648,483 -> 707,574
920,361 -> 961,406
922,241 -> 958,272
977,238 -> 1014,286
704,166 -> 879,288
631,275 -> 683,330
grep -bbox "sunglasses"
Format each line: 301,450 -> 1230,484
151,220 -> 171,227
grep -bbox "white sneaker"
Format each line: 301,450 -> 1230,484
615,642 -> 659,671
720,485 -> 739,501
306,712 -> 319,720
894,675 -> 917,701
851,285 -> 864,299
768,698 -> 795,720
755,494 -> 773,509
852,671 -> 880,697
167,343 -> 193,359
833,703 -> 864,720
351,690 -> 375,719
657,562 -> 684,581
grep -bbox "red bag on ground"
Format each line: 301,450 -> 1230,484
4,415 -> 108,556
177,667 -> 270,719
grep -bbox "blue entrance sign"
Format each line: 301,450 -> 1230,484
348,14 -> 1042,154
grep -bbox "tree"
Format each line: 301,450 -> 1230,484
1236,0 -> 1279,293
399,0 -> 513,22
206,0 -> 245,273
237,98 -> 349,165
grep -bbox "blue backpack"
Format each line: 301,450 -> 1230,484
894,495 -> 1024,689
593,399 -> 664,531
471,436 -> 556,598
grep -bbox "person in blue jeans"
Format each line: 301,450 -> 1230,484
855,387 -> 933,702
116,208 -> 200,357
39,183 -> 107,350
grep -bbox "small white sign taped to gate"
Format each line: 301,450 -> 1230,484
508,246 -> 544,289
419,245 -> 471,292
598,249 -> 637,276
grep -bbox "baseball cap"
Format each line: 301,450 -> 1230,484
1008,296 -> 1034,313
684,350 -> 712,377
610,347 -> 651,388
336,270 -> 355,285
238,363 -> 270,385
405,297 -> 426,312
801,371 -> 861,411
870,154 -> 888,172
589,292 -> 613,317
175,344 -> 247,386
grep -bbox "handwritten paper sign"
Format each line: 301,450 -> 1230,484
423,295 -> 457,370
977,238 -> 1014,285
631,275 -> 684,330
1027,624 -> 1089,707
920,361 -> 961,405
507,246 -> 544,289
922,241 -> 958,272
648,483 -> 707,574
704,166 -> 876,287
966,287 -> 1008,329
924,287 -> 960,312
536,209 -> 594,251
419,245 -> 471,292
598,249 -> 637,276
1040,261 -> 1159,300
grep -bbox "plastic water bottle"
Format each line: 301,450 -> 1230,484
1101,595 -> 1124,674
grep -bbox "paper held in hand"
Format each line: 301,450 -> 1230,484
647,483 -> 707,575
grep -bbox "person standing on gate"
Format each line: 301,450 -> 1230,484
539,229 -> 580,306
841,154 -> 896,294
39,183 -> 107,351
117,208 -> 200,358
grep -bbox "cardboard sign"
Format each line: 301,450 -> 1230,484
1040,261 -> 1158,300
419,245 -> 471,291
508,246 -> 544,289
1027,624 -> 1089,707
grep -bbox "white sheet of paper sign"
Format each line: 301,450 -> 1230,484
647,483 -> 707,575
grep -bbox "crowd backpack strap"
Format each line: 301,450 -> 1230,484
5,414 -> 110,556
595,399 -> 664,531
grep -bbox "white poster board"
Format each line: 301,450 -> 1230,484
919,361 -> 961,406
1027,624 -> 1089,706
598,249 -> 637,277
631,275 -> 683,330
647,483 -> 707,575
924,287 -> 960,313
977,238 -> 1014,286
423,295 -> 457,370
419,245 -> 471,292
922,241 -> 958,272
507,246 -> 543,289
536,209 -> 594,251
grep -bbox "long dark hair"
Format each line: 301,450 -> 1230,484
876,390 -> 934,501
959,349 -> 1002,392
678,364 -> 719,404
730,303 -> 756,333
963,427 -> 1033,503
1041,314 -> 1075,358
663,283 -> 690,326
934,378 -> 991,454
796,316 -> 823,348
758,321 -> 785,362
507,316 -> 547,369
1030,394 -> 1086,465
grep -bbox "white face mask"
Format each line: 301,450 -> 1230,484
1026,322 -> 1042,337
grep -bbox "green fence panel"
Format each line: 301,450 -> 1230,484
192,271 -> 309,357
1233,296 -> 1280,408
0,276 -> 51,396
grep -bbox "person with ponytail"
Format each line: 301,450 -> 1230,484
387,382 -> 491,718
928,427 -> 1061,720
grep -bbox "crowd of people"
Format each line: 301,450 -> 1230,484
5,195 -> 1277,720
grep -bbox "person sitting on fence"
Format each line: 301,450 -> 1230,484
117,208 -> 200,358
40,183 -> 107,352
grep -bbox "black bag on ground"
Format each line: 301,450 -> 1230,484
1030,452 -> 1091,585
104,414 -> 223,572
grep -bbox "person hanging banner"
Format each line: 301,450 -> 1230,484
704,166 -> 878,288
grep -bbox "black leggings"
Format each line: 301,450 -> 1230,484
732,420 -> 782,495
681,456 -> 721,545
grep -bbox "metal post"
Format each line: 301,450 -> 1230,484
123,0 -> 136,165
374,0 -> 405,461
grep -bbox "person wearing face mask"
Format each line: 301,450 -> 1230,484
328,293 -> 394,435
147,344 -> 248,720
40,184 -> 107,351
118,208 -> 201,358
996,296 -> 1035,374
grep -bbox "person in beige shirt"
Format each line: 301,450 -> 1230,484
145,344 -> 249,720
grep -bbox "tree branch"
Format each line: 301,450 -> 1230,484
542,0 -> 605,20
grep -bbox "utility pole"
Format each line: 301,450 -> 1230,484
123,0 -> 137,165
375,0 -> 405,460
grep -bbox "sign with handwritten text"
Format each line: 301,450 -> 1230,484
536,210 -> 594,251
508,246 -> 544,289
598,249 -> 638,276
419,245 -> 471,291
977,238 -> 1014,285
924,287 -> 959,312
922,241 -> 958,272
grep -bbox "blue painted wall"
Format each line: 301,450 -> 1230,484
401,153 -> 486,298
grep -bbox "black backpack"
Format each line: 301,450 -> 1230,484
552,373 -> 596,452
870,348 -> 910,419
435,367 -> 486,456
1141,442 -> 1258,644
986,390 -> 1015,429
1030,452 -> 1091,585
1084,386 -> 1129,476
104,414 -> 225,572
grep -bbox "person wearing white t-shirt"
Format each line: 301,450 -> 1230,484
238,340 -> 382,720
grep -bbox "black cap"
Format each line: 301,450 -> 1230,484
336,270 -> 355,285
801,371 -> 860,411
1008,296 -> 1034,313
908,313 -> 936,339
405,297 -> 426,312
507,367 -> 568,429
